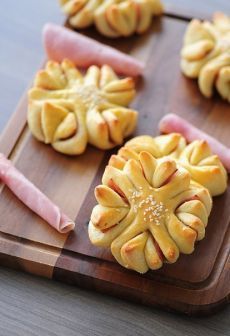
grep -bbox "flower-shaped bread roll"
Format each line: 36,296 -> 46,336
59,0 -> 163,37
89,152 -> 212,273
110,133 -> 227,196
28,59 -> 137,155
181,12 -> 230,101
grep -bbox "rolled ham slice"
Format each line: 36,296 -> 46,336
43,23 -> 144,77
0,154 -> 75,233
159,113 -> 230,172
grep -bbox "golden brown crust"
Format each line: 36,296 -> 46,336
88,150 -> 213,273
111,133 -> 228,196
88,132 -> 229,273
181,12 -> 230,102
28,60 -> 137,155
59,0 -> 164,37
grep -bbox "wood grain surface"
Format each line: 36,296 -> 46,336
0,0 -> 229,333
0,11 -> 229,315
0,267 -> 229,336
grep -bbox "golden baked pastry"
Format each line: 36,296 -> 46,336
89,133 -> 228,273
59,0 -> 164,37
60,0 -> 101,29
110,133 -> 228,196
88,152 -> 212,273
28,59 -> 137,155
181,12 -> 230,101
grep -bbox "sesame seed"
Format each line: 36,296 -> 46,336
126,186 -> 170,226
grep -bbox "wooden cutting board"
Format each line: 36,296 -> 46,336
0,12 -> 229,316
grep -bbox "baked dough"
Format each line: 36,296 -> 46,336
59,0 -> 163,37
89,151 -> 212,273
28,59 -> 137,155
110,133 -> 228,196
88,132 -> 227,273
181,12 -> 230,101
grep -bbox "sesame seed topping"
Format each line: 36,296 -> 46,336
73,84 -> 106,108
128,188 -> 168,226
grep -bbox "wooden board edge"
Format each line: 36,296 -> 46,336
163,5 -> 213,22
0,92 -> 28,157
0,232 -> 62,278
53,271 -> 229,317
0,249 -> 228,316
0,226 -> 228,315
0,238 -> 228,316
53,252 -> 230,316
0,60 -> 46,158
0,219 -> 228,316
53,226 -> 230,315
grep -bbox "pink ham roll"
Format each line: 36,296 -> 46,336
0,154 -> 75,233
159,113 -> 230,172
43,23 -> 144,77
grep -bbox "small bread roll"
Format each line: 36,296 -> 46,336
28,60 -> 137,155
181,12 -> 230,102
60,0 -> 164,38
